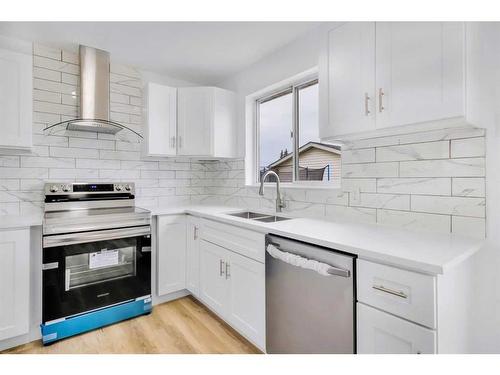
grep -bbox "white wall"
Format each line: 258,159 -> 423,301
465,22 -> 500,353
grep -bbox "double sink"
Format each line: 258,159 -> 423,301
227,211 -> 292,223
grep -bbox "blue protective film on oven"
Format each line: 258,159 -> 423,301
40,296 -> 152,345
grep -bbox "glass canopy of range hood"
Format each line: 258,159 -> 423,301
43,119 -> 143,139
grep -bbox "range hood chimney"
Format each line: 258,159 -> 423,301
44,45 -> 142,138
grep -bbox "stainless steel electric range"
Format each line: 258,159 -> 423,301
41,182 -> 152,344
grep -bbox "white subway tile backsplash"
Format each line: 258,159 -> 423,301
50,147 -> 98,159
49,168 -> 99,180
411,195 -> 485,218
351,193 -> 410,210
21,156 -> 74,169
451,137 -> 485,158
70,138 -> 115,150
75,158 -> 121,169
377,209 -> 451,234
452,216 -> 486,239
325,205 -> 377,224
341,178 -> 377,193
377,178 -> 451,196
34,101 -> 77,116
376,141 -> 449,162
33,55 -> 79,74
342,162 -> 399,178
62,50 -> 79,64
0,156 -> 20,167
33,67 -> 61,82
33,44 -> 61,60
400,158 -> 485,177
452,178 -> 486,197
342,148 -> 375,164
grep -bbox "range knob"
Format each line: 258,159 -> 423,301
124,184 -> 131,191
62,185 -> 71,192
49,185 -> 59,193
115,185 -> 123,191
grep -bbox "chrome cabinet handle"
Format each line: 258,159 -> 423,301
193,226 -> 198,240
364,93 -> 371,116
372,284 -> 408,299
219,259 -> 225,277
378,88 -> 385,113
225,262 -> 230,279
170,136 -> 174,148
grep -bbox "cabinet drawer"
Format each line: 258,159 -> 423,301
200,219 -> 265,263
357,259 -> 436,328
357,303 -> 436,354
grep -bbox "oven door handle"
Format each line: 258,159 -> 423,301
43,226 -> 151,248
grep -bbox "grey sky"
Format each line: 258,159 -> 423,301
259,83 -> 319,168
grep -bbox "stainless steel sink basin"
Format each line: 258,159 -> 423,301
227,211 -> 269,219
253,215 -> 292,223
227,211 -> 292,223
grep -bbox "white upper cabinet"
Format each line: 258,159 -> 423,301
0,47 -> 32,151
177,87 -> 213,156
144,83 -> 177,156
177,87 -> 237,158
321,22 -> 465,139
144,85 -> 237,158
375,22 -> 465,129
326,22 -> 376,136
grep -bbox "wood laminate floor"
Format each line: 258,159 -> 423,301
2,296 -> 261,354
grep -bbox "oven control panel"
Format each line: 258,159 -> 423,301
44,182 -> 135,195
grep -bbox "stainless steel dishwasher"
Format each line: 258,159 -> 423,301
265,235 -> 356,354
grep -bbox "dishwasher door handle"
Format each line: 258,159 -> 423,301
326,266 -> 351,278
267,243 -> 351,278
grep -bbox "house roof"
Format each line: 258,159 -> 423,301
267,142 -> 341,168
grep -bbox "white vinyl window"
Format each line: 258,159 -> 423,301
256,78 -> 341,186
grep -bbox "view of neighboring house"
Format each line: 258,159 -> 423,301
261,142 -> 341,182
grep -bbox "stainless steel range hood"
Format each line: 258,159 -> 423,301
44,45 -> 142,138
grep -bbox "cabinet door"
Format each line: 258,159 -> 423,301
0,48 -> 32,150
357,303 -> 436,354
323,22 -> 376,138
375,22 -> 464,129
157,215 -> 186,296
0,229 -> 30,340
226,250 -> 265,349
177,87 -> 213,156
186,216 -> 200,297
145,83 -> 177,156
199,240 -> 229,317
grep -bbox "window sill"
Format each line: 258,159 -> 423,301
246,183 -> 342,191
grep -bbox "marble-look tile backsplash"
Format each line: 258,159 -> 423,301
192,127 -> 486,239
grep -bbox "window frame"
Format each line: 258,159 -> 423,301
254,76 -> 338,188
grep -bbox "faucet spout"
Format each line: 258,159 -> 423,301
259,170 -> 285,212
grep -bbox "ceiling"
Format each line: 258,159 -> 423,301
0,22 -> 321,85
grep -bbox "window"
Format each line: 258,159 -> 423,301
256,78 -> 341,185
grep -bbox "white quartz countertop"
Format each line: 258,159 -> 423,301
0,213 -> 43,230
147,205 -> 484,275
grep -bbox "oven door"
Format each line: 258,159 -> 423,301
42,226 -> 151,323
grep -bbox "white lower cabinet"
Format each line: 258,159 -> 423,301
0,228 -> 30,341
199,240 -> 229,317
157,215 -> 187,296
186,216 -> 201,297
226,249 -> 265,347
357,303 -> 436,354
199,238 -> 265,350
